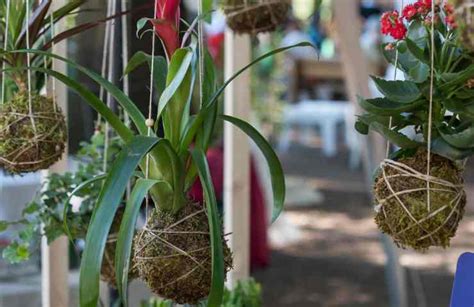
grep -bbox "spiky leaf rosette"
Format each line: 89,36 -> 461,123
134,203 -> 232,305
221,0 -> 290,34
374,149 -> 466,251
0,91 -> 67,173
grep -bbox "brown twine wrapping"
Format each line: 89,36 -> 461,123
222,0 -> 290,34
0,92 -> 66,173
374,155 -> 466,250
134,205 -> 232,304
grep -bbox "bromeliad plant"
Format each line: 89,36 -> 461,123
7,0 -> 311,305
356,0 -> 474,251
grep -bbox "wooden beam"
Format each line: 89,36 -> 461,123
41,1 -> 69,306
332,2 -> 407,307
223,30 -> 251,286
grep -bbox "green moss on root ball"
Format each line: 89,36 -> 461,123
222,0 -> 290,34
374,149 -> 466,251
134,203 -> 232,304
0,91 -> 67,173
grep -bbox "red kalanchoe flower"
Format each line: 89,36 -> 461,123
402,4 -> 418,20
153,0 -> 181,60
446,14 -> 458,29
380,11 -> 407,40
443,3 -> 455,15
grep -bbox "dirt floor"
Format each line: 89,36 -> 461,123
253,141 -> 474,307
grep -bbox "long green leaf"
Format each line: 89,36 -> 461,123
191,149 -> 224,307
0,65 -> 133,141
13,50 -> 149,135
115,179 -> 168,306
180,42 -> 315,151
220,115 -> 285,223
80,136 -> 161,307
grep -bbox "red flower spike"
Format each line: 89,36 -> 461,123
153,0 -> 181,60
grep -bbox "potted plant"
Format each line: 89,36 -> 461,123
356,0 -> 474,251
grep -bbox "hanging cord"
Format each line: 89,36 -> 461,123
48,13 -> 58,112
426,0 -> 436,211
103,0 -> 117,172
97,0 -> 114,131
1,0 -> 11,105
26,0 -> 38,136
385,0 -> 404,158
144,2 -> 159,220
121,0 -> 131,128
198,0 -> 205,109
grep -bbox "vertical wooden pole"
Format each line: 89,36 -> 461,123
332,2 -> 407,307
41,0 -> 69,306
223,30 -> 252,287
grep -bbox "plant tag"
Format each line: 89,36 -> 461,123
451,253 -> 474,307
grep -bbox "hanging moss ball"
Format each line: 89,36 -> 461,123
0,91 -> 67,173
451,0 -> 474,50
374,149 -> 466,251
221,0 -> 290,34
101,208 -> 139,287
134,203 -> 232,305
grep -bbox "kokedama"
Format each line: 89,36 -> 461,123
356,0 -> 474,251
221,0 -> 290,34
0,91 -> 66,173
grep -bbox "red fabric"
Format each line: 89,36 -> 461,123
189,147 -> 270,269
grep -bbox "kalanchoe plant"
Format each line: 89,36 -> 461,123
356,0 -> 474,251
7,0 -> 311,305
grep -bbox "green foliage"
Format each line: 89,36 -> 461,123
0,131 -> 122,264
358,18 -> 474,161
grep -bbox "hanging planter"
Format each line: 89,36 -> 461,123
221,0 -> 290,34
134,204 -> 232,304
356,1 -> 474,251
7,0 -> 312,304
0,91 -> 66,173
0,0 -> 134,173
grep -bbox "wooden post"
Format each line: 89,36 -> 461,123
41,0 -> 69,306
332,2 -> 408,307
223,30 -> 252,287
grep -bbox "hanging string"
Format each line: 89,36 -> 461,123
97,0 -> 114,131
1,0 -> 11,105
426,0 -> 436,211
49,13 -> 58,112
103,0 -> 117,172
198,0 -> 205,109
144,1 -> 159,220
385,0 -> 404,158
121,0 -> 131,128
25,0 -> 38,136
